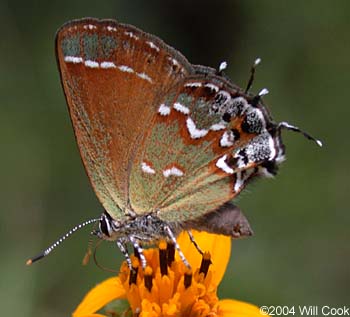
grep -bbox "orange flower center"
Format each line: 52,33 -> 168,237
116,241 -> 220,317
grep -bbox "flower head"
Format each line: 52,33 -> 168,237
73,231 -> 264,317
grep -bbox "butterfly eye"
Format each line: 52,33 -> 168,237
99,215 -> 111,237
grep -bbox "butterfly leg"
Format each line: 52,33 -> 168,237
129,236 -> 147,269
187,230 -> 204,255
164,225 -> 191,269
116,240 -> 132,269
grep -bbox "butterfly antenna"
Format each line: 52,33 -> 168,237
26,218 -> 100,265
278,121 -> 323,147
245,57 -> 261,93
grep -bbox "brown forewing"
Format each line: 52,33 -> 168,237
55,18 -> 194,217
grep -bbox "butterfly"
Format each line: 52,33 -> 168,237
27,18 -> 321,268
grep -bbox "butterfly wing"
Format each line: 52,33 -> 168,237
56,18 -> 194,219
129,72 -> 284,221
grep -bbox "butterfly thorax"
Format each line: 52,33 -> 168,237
98,211 -> 180,243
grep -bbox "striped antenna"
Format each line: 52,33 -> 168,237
26,218 -> 100,265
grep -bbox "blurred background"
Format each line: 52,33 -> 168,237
1,0 -> 349,316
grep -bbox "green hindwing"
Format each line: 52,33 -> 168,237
128,77 -> 254,222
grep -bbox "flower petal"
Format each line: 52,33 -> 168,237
218,299 -> 266,317
177,230 -> 231,285
74,314 -> 107,317
73,277 -> 126,317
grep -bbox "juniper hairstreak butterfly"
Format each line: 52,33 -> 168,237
27,18 -> 321,268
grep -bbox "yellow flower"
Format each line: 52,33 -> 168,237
73,231 -> 264,317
